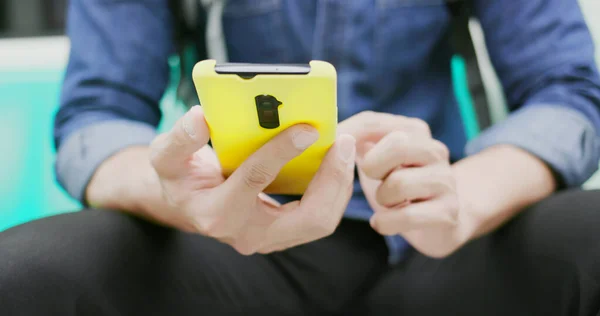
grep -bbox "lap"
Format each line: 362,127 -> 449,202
356,189 -> 600,316
0,210 -> 387,315
3,190 -> 598,315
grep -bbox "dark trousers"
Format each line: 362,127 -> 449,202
1,190 -> 599,315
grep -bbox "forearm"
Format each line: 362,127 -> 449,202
84,146 -> 187,229
55,0 -> 173,211
453,145 -> 556,239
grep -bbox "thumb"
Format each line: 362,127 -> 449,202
150,106 -> 210,178
356,141 -> 376,163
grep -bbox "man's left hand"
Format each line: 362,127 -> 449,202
339,111 -> 471,258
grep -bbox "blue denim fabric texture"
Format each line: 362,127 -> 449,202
55,0 -> 600,263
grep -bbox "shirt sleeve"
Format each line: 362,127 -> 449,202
54,0 -> 174,202
468,0 -> 600,188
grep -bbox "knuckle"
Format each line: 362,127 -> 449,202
429,170 -> 454,195
437,164 -> 454,179
428,179 -> 447,198
359,160 -> 378,179
388,171 -> 407,193
243,163 -> 275,189
389,131 -> 410,143
149,152 -> 161,171
432,140 -> 450,161
410,118 -> 431,137
317,220 -> 337,237
189,216 -> 220,236
377,173 -> 405,206
358,111 -> 382,130
437,167 -> 457,193
305,212 -> 337,238
388,132 -> 409,158
376,226 -> 394,236
148,136 -> 168,170
358,110 -> 378,122
148,137 -> 162,158
315,210 -> 337,234
171,124 -> 190,147
372,218 -> 394,236
327,160 -> 349,184
232,243 -> 257,256
445,196 -> 461,220
375,186 -> 390,206
426,247 -> 457,259
324,225 -> 337,237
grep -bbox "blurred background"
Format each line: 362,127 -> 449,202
0,0 -> 187,230
0,0 -> 599,231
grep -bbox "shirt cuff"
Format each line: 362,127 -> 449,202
465,105 -> 600,188
55,120 -> 157,203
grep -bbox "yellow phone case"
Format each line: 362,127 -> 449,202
192,60 -> 337,195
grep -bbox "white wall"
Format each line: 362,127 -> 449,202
580,0 -> 600,65
579,0 -> 600,188
0,36 -> 68,71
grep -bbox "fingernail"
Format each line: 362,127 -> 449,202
292,129 -> 319,150
258,192 -> 282,208
338,135 -> 356,163
182,109 -> 196,138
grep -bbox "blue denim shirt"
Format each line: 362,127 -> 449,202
55,0 -> 600,264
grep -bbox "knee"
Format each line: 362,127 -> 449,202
500,189 -> 600,264
0,232 -> 80,314
523,189 -> 600,242
0,211 -> 150,314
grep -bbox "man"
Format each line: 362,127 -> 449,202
1,0 -> 600,315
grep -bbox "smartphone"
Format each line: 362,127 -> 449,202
192,60 -> 337,195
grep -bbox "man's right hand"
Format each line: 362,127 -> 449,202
90,106 -> 356,255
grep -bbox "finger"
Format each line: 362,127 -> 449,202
150,106 -> 210,178
225,124 -> 319,199
258,192 -> 282,208
263,135 -> 356,245
376,165 -> 454,208
300,134 -> 356,218
361,132 -> 450,180
356,166 -> 385,213
369,197 -> 459,235
339,111 -> 431,145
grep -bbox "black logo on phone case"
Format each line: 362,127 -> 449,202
255,94 -> 282,129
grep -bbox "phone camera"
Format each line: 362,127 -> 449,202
255,95 -> 282,129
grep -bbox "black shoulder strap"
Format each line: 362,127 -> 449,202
170,0 -> 207,107
446,0 -> 492,130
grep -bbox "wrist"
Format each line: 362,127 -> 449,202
86,146 -> 159,213
452,145 -> 555,239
